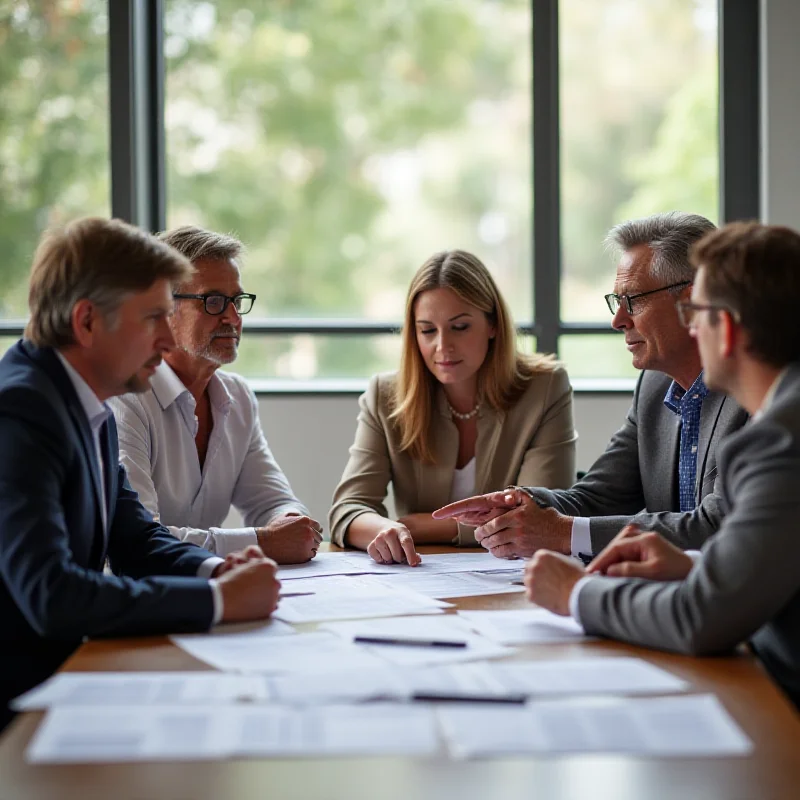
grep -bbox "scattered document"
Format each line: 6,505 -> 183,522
27,703 -> 440,763
321,615 -> 511,666
437,694 -> 753,758
458,608 -> 590,644
365,570 -> 525,599
278,551 -> 523,581
171,631 -> 387,674
273,584 -> 451,624
12,672 -> 268,711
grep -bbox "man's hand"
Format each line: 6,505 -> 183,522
216,552 -> 281,623
524,551 -> 585,616
432,489 -> 522,527
587,524 -> 694,581
256,512 -> 323,565
473,493 -> 572,559
212,544 -> 269,577
367,523 -> 421,567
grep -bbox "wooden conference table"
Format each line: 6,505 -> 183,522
2,545 -> 800,800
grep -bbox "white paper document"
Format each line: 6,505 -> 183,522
12,672 -> 268,711
437,694 -> 753,758
171,630 -> 387,674
458,608 -> 590,644
320,615 -> 512,666
27,703 -> 440,763
365,570 -> 525,599
278,551 -> 522,581
273,584 -> 451,624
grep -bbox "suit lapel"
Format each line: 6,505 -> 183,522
694,390 -> 725,502
23,343 -> 108,544
474,406 -> 503,494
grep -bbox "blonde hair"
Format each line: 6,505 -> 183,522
26,217 -> 194,348
391,250 -> 555,463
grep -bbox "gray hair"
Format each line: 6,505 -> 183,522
605,212 -> 716,285
158,225 -> 244,265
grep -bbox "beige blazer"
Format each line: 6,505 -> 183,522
329,366 -> 577,546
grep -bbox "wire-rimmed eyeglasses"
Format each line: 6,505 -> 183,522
172,292 -> 257,316
675,300 -> 739,328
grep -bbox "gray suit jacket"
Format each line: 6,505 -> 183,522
577,364 -> 800,709
525,370 -> 748,552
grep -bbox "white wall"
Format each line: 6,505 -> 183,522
235,390 -> 632,532
760,0 -> 800,227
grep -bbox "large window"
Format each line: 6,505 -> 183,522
0,0 -> 109,318
0,1 -> 748,385
164,0 -> 532,379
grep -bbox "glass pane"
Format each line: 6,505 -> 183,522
0,1 -> 109,319
164,0 -> 532,344
233,333 -> 402,381
559,334 -> 639,380
559,0 -> 718,324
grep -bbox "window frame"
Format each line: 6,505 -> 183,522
0,0 -> 760,385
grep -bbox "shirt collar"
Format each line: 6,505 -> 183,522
55,351 -> 109,432
150,360 -> 233,414
663,372 -> 709,415
753,367 -> 790,422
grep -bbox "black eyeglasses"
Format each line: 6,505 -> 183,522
172,292 -> 256,316
605,281 -> 692,316
675,300 -> 739,329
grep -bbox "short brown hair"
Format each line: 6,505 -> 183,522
690,221 -> 800,367
26,217 -> 194,348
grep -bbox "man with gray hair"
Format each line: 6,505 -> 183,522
109,225 -> 323,563
435,211 -> 749,559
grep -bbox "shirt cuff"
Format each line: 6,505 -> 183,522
208,579 -> 224,626
568,575 -> 594,630
207,527 -> 259,558
570,517 -> 592,559
197,556 -> 224,579
686,549 -> 703,564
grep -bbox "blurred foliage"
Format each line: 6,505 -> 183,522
0,0 -> 717,379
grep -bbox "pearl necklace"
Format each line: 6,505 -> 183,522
447,399 -> 481,421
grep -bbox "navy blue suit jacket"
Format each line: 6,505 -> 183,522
0,341 -> 216,721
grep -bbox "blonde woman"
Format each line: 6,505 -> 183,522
329,250 -> 576,564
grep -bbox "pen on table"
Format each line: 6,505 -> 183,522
411,692 -> 527,704
278,591 -> 315,598
353,636 -> 467,649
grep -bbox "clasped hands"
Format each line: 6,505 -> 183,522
522,523 -> 696,616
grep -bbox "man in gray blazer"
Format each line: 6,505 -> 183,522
524,221 -> 800,708
435,212 -> 748,558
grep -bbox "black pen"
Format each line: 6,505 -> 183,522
411,692 -> 527,704
353,636 -> 467,649
279,591 -> 315,598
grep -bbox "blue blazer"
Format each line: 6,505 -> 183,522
0,341 -> 216,721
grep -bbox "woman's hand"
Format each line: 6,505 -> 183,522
367,523 -> 422,566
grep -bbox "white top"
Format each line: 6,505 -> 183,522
449,458 -> 476,504
107,361 -> 307,557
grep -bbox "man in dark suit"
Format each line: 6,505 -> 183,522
523,221 -> 800,707
434,212 -> 748,559
0,218 -> 281,731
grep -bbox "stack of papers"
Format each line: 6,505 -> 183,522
25,694 -> 751,763
26,703 -> 441,763
438,694 -> 753,758
458,608 -> 590,644
321,615 -> 511,666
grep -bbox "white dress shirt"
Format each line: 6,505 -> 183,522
56,352 -> 224,623
108,361 -> 308,558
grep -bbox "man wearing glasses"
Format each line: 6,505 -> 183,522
108,226 -> 323,563
524,222 -> 800,709
435,211 -> 748,560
